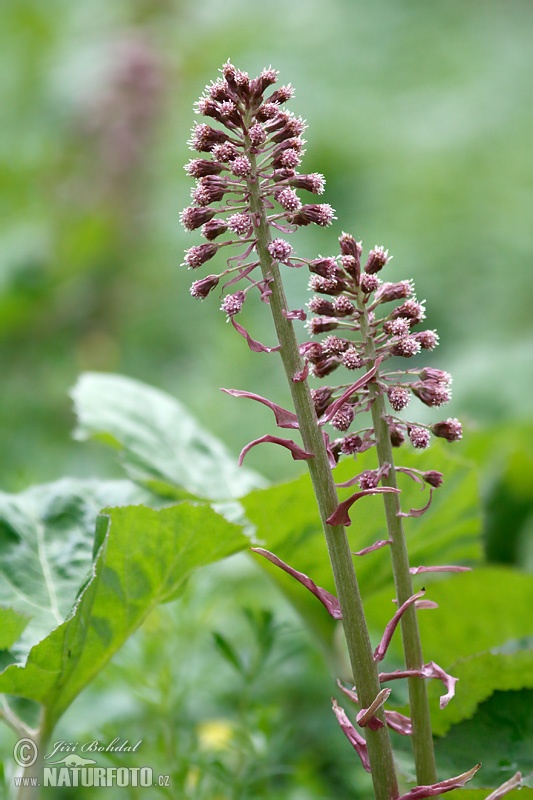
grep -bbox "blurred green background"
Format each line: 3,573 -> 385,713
2,1 -> 533,797
1,0 -> 532,490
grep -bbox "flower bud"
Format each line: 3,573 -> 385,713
340,434 -> 364,455
221,291 -> 246,317
333,296 -> 355,317
248,122 -> 267,146
201,220 -> 228,240
391,337 -> 422,358
268,238 -> 293,263
364,246 -> 390,274
308,296 -> 335,315
339,232 -> 362,259
308,257 -> 337,278
374,280 -> 413,305
311,357 -> 340,378
342,348 -> 363,370
189,123 -> 230,152
360,274 -> 379,294
311,386 -> 334,416
423,471 -> 444,488
227,213 -> 252,236
420,368 -> 452,385
391,298 -> 426,324
359,470 -> 379,490
408,426 -> 431,449
431,418 -> 463,442
388,386 -> 410,411
412,380 -> 451,407
180,206 -> 216,231
331,404 -> 354,431
415,330 -> 439,350
389,423 -> 405,448
184,243 -> 219,269
190,274 -> 220,299
290,203 -> 336,227
290,172 -> 325,194
185,159 -> 224,177
275,187 -> 302,211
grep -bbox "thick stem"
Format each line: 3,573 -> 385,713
359,308 -> 437,785
246,150 -> 399,800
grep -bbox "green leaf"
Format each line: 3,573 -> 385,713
0,502 -> 248,731
241,442 -> 481,642
0,607 -> 29,650
71,372 -> 265,500
0,478 -> 150,660
435,689 -> 533,787
446,793 -> 529,800
212,631 -> 246,676
432,650 -> 533,736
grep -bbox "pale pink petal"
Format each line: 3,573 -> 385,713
251,548 -> 342,619
421,661 -> 458,709
231,318 -> 281,352
353,539 -> 392,556
331,699 -> 371,772
385,710 -> 413,736
327,487 -> 400,527
292,362 -> 309,382
374,591 -> 426,662
238,435 -> 314,466
282,308 -> 307,320
485,772 -> 522,800
336,679 -> 359,704
397,763 -> 481,800
379,668 -> 422,682
221,388 -> 299,428
409,565 -> 472,575
356,688 -> 390,730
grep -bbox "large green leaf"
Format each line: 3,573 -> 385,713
435,689 -> 533,787
0,502 -> 248,730
241,441 -> 481,641
71,372 -> 265,500
0,608 -> 29,650
0,478 -> 149,661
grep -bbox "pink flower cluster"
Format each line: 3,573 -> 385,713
181,61 -> 335,317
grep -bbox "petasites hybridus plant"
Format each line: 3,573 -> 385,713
181,62 -> 520,800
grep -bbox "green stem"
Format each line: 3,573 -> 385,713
246,148 -> 399,800
359,307 -> 437,785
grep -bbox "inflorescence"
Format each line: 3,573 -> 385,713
181,61 -> 462,475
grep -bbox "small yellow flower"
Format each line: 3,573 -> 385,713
197,719 -> 234,752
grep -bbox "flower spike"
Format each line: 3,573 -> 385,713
182,63 -> 469,795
